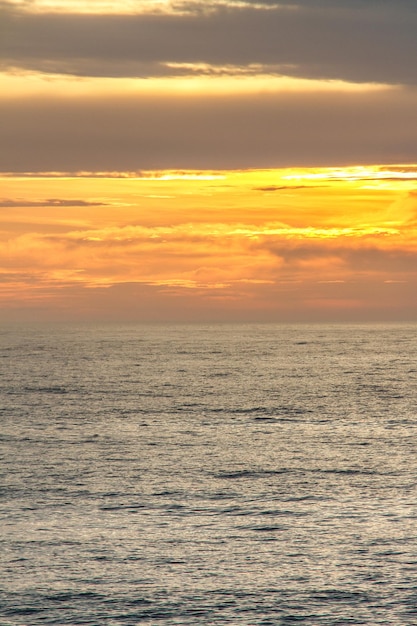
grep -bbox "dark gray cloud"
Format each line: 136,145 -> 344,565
1,1 -> 417,84
2,87 -> 417,172
233,0 -> 417,7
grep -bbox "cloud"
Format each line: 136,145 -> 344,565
0,198 -> 107,207
258,238 -> 417,275
1,269 -> 416,323
2,86 -> 417,171
4,216 -> 416,294
234,0 -> 417,7
0,270 -> 41,284
253,185 -> 327,191
2,1 -> 417,84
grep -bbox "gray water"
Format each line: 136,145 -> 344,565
1,323 -> 417,625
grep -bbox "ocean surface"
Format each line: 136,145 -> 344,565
1,322 -> 417,625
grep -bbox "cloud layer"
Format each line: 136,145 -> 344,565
2,84 -> 417,172
1,166 -> 416,321
2,0 -> 417,172
1,1 -> 417,320
2,1 -> 417,84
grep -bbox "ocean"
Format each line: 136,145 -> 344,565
1,323 -> 416,625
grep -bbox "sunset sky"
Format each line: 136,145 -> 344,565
1,0 -> 417,321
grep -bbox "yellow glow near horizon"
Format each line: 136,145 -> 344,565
283,166 -> 417,183
4,0 -> 300,14
3,164 -> 417,189
1,165 -> 416,320
5,0 -> 177,15
0,71 -> 394,100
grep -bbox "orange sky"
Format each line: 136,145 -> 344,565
1,1 -> 417,321
1,166 -> 417,321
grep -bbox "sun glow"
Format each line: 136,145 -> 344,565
5,0 -> 178,15
284,166 -> 417,184
1,165 -> 417,320
0,71 -> 393,101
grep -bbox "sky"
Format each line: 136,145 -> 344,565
1,0 -> 417,321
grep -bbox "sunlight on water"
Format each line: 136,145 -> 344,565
1,323 -> 417,624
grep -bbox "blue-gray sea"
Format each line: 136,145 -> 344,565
1,323 -> 417,625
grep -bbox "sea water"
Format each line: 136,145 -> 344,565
1,323 -> 416,625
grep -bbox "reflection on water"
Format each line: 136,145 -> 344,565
1,323 -> 417,624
